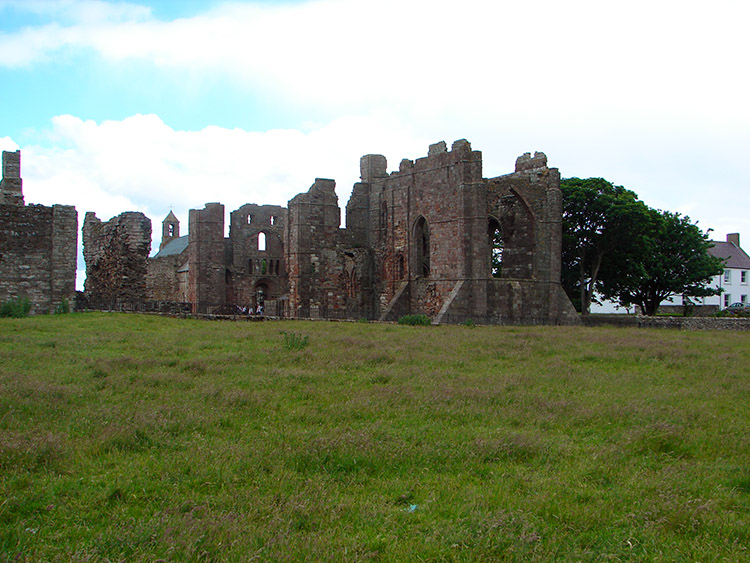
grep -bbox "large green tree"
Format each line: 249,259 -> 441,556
560,178 -> 649,315
599,209 -> 724,316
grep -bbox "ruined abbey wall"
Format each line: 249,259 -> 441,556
82,211 -> 151,302
0,151 -> 77,314
87,139 -> 579,325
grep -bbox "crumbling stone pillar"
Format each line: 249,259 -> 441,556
0,151 -> 24,206
82,211 -> 152,302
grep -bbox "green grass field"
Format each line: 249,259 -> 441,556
1,313 -> 749,561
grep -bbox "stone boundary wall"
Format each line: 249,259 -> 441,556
656,304 -> 720,317
583,315 -> 750,331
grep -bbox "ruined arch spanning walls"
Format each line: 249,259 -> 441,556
87,140 -> 578,324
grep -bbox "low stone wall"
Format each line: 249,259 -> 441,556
656,304 -> 720,317
583,315 -> 750,331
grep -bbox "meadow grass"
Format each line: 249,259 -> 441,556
0,313 -> 749,562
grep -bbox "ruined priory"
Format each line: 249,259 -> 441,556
1,140 -> 579,324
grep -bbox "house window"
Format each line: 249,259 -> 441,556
724,270 -> 731,283
742,295 -> 748,304
724,294 -> 731,308
742,271 -> 747,284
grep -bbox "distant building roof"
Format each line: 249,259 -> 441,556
153,235 -> 189,258
709,237 -> 750,270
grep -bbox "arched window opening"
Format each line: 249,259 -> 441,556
414,217 -> 430,278
381,201 -> 388,233
489,218 -> 503,278
397,254 -> 405,279
258,232 -> 266,251
167,224 -> 175,236
247,215 -> 252,225
261,258 -> 267,275
248,259 -> 254,274
270,215 -> 277,226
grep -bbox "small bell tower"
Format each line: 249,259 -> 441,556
160,211 -> 180,250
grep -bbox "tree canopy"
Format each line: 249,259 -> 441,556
561,178 -> 724,316
560,177 -> 649,315
598,209 -> 724,316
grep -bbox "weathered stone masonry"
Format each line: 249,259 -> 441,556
0,150 -> 77,313
125,140 -> 579,324
82,211 -> 151,302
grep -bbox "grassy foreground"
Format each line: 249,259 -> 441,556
1,314 -> 749,562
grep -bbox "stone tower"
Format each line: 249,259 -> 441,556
187,203 -> 226,313
0,150 -> 24,206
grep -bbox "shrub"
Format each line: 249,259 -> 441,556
54,298 -> 70,315
397,314 -> 432,326
282,331 -> 309,350
717,307 -> 750,318
0,297 -> 31,318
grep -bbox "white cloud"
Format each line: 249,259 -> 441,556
19,112 -> 432,246
0,137 -> 19,151
0,0 -> 150,22
3,0 -> 750,268
3,0 -> 749,121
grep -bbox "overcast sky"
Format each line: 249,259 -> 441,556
1,0 -> 748,289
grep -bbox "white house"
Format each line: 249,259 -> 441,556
591,233 -> 750,314
692,233 -> 750,309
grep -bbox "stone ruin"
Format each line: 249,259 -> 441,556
82,139 -> 579,324
0,150 -> 77,314
82,211 -> 152,302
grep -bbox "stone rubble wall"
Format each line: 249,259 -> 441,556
82,211 -> 152,301
583,315 -> 750,330
0,203 -> 77,313
0,149 -> 77,314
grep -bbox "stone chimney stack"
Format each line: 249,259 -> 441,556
0,150 -> 24,206
727,233 -> 740,247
